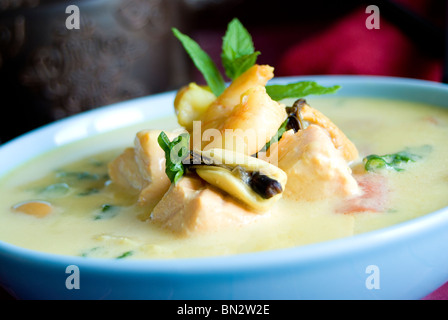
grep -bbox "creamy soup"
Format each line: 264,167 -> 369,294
1,97 -> 448,259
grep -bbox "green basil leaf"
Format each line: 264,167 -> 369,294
221,18 -> 260,80
266,82 -> 341,101
116,251 -> 134,259
222,52 -> 260,81
94,204 -> 119,220
157,131 -> 190,184
172,28 -> 226,96
222,18 -> 255,57
364,151 -> 421,172
259,118 -> 289,153
157,131 -> 171,152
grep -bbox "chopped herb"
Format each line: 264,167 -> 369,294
172,28 -> 226,97
56,171 -> 100,181
101,204 -> 113,212
265,82 -> 341,101
364,145 -> 432,173
221,18 -> 260,80
80,246 -> 102,257
364,151 -> 421,172
259,118 -> 289,154
88,159 -> 105,167
157,131 -> 190,184
94,204 -> 119,220
116,251 -> 134,259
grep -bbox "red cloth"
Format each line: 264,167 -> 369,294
276,3 -> 443,81
423,282 -> 448,300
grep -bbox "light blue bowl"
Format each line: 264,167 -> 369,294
1,76 -> 448,300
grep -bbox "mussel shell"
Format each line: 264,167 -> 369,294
192,149 -> 287,211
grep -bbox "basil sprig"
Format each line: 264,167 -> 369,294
173,18 -> 341,101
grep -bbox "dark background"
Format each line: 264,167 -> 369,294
0,0 -> 444,144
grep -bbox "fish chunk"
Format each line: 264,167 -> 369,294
133,130 -> 173,207
300,103 -> 359,162
108,130 -> 179,215
267,125 -> 360,201
150,176 -> 262,236
108,147 -> 147,194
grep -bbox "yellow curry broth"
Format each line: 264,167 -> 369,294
0,97 -> 447,259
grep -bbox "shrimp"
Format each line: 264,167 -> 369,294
174,65 -> 283,156
200,64 -> 275,131
174,83 -> 217,132
201,85 -> 287,156
197,65 -> 285,156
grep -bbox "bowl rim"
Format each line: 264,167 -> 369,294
1,74 -> 448,274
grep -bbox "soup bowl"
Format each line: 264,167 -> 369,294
1,76 -> 448,300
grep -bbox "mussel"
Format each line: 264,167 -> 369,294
285,98 -> 308,133
184,148 -> 287,211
